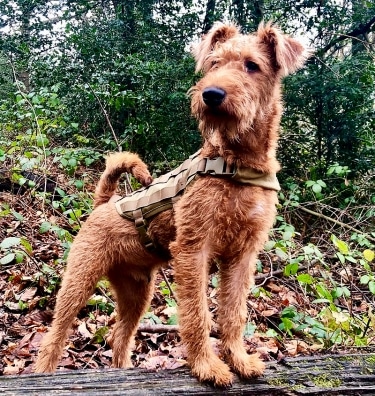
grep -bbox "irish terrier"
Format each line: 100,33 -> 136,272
35,22 -> 306,386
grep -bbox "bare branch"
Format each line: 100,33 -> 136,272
320,15 -> 375,55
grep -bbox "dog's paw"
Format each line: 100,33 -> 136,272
34,348 -> 59,373
34,336 -> 66,374
191,356 -> 233,387
227,352 -> 265,379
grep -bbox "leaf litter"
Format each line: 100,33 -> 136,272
1,167 -> 374,376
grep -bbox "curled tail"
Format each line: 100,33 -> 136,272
94,152 -> 153,208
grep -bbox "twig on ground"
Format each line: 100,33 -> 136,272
160,268 -> 176,299
138,324 -> 179,333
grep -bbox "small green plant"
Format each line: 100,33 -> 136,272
52,147 -> 101,176
331,234 -> 375,295
359,249 -> 375,295
275,225 -> 374,348
87,295 -> 115,315
266,219 -> 297,261
305,179 -> 327,197
0,236 -> 32,265
143,310 -> 163,325
31,263 -> 62,295
158,280 -> 176,298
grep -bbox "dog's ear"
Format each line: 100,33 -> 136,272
193,23 -> 239,72
257,23 -> 307,76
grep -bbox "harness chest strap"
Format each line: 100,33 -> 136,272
115,153 -> 280,249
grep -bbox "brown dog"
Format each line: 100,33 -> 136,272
35,22 -> 306,386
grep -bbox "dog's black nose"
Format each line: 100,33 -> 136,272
202,87 -> 226,107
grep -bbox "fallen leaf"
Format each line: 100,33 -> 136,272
162,306 -> 177,317
267,282 -> 283,293
102,350 -> 113,358
5,302 -> 21,311
3,365 -> 20,375
262,309 -> 278,317
284,340 -> 298,356
78,322 -> 92,339
19,287 -> 37,302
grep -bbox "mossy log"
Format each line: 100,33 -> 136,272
1,353 -> 374,395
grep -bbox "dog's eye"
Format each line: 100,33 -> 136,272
245,61 -> 259,73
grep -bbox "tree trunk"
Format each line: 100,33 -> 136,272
202,0 -> 216,33
1,353 -> 374,395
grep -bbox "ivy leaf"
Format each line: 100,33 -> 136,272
243,322 -> 256,337
37,134 -> 49,147
39,222 -> 51,233
12,211 -> 24,221
74,180 -> 84,190
1,237 -> 21,249
312,298 -> 331,304
282,231 -> 293,241
345,255 -> 357,264
211,275 -> 219,288
280,317 -> 294,333
297,273 -> 314,284
92,326 -> 109,344
363,249 -> 374,262
284,262 -> 299,276
281,306 -> 297,318
312,184 -> 322,194
167,314 -> 178,325
316,283 -> 333,302
0,253 -> 15,265
68,158 -> 77,168
336,252 -> 345,264
369,281 -> 375,295
264,240 -> 276,251
20,238 -> 33,254
275,247 -> 288,260
331,235 -> 349,255
60,158 -> 68,167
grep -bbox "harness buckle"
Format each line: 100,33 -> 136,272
200,157 -> 235,176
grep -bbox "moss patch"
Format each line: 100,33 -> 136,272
310,374 -> 342,388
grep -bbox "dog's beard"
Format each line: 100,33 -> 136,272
196,103 -> 258,145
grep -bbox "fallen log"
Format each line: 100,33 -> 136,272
0,353 -> 374,395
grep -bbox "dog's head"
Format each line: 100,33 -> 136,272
189,23 -> 307,146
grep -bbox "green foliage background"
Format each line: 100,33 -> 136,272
0,0 -> 374,170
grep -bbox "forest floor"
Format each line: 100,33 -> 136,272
0,162 -> 374,376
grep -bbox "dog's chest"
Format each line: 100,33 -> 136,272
184,178 -> 275,231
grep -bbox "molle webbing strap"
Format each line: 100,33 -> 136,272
115,151 -> 237,219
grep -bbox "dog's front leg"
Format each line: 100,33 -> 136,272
172,243 -> 233,387
218,251 -> 265,378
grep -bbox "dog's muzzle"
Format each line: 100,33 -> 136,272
202,87 -> 226,107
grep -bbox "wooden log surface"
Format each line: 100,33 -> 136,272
1,353 -> 374,395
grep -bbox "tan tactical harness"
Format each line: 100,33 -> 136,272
115,151 -> 280,249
